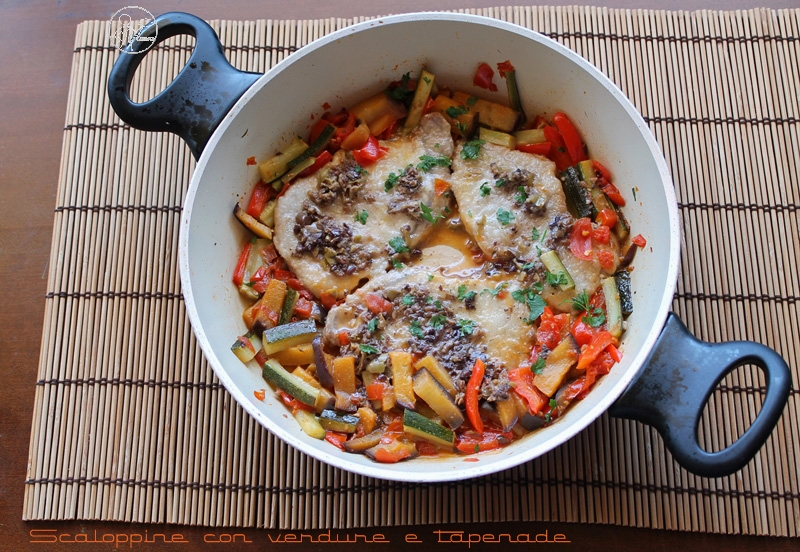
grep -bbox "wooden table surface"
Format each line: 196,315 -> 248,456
2,1 -> 797,550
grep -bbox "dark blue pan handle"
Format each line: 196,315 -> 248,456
609,313 -> 792,477
107,12 -> 260,159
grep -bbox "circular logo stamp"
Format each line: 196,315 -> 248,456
109,6 -> 158,54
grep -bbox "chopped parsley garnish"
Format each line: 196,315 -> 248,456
409,320 -> 425,339
546,271 -> 569,287
632,187 -> 638,201
496,208 -> 515,226
466,96 -> 478,107
481,282 -> 507,297
366,318 -> 379,333
495,178 -> 507,188
417,154 -> 451,172
392,258 -> 405,270
583,308 -> 606,328
429,314 -> 447,330
423,76 -> 432,84
514,186 -> 528,204
384,171 -> 400,192
512,287 -> 547,324
460,139 -> 485,159
531,356 -> 546,375
388,236 -> 409,254
457,318 -> 477,336
456,122 -> 468,136
359,343 -> 380,355
401,294 -> 415,306
531,228 -> 540,241
571,291 -> 592,313
544,398 -> 558,422
446,105 -> 469,118
480,182 -> 491,197
387,72 -> 414,105
354,209 -> 369,224
420,202 -> 444,224
428,273 -> 435,281
457,284 -> 477,303
355,164 -> 368,176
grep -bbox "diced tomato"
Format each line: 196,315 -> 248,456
337,330 -> 350,346
496,60 -> 515,77
465,359 -> 485,434
455,426 -> 513,454
434,178 -> 451,196
596,249 -> 617,271
246,156 -> 257,166
552,112 -> 587,165
571,318 -> 596,347
632,234 -> 647,248
365,382 -> 386,401
351,135 -> 387,165
596,208 -> 618,229
293,297 -> 314,319
473,62 -> 498,92
320,291 -> 338,310
536,307 -> 569,350
297,150 -> 333,178
517,142 -> 552,156
592,159 -> 613,181
272,268 -> 293,282
415,441 -> 439,456
253,388 -> 266,401
324,431 -> 347,450
260,243 -> 278,264
253,351 -> 268,367
508,368 -> 548,414
373,446 -> 414,464
232,241 -> 252,286
600,179 -> 626,206
592,225 -> 611,245
577,330 -> 615,371
542,125 -> 573,171
569,217 -> 594,260
364,292 -> 393,315
278,390 -> 313,412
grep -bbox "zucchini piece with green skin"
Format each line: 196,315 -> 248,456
293,408 -> 326,440
230,331 -> 263,363
258,199 -> 278,228
318,409 -> 359,433
602,276 -> 623,338
262,319 -> 318,355
615,270 -> 634,317
403,409 -> 455,448
287,123 -> 336,170
540,249 -> 576,290
233,203 -> 273,239
560,165 -> 595,219
403,68 -> 435,132
278,288 -> 299,325
579,160 -> 630,240
258,136 -> 308,183
502,67 -> 526,126
261,359 -> 320,406
479,127 -> 517,149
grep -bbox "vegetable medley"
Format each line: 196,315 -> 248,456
230,61 -> 645,463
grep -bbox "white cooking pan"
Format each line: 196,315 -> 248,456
108,12 -> 791,482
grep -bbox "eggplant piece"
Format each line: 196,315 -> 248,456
343,428 -> 383,453
311,336 -> 334,388
534,334 -> 580,397
412,368 -> 465,429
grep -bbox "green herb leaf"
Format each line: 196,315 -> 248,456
354,209 -> 369,224
385,172 -> 400,192
481,282 -> 508,297
446,105 -> 469,118
429,314 -> 447,330
461,139 -> 485,160
359,343 -> 380,355
457,284 -> 477,303
420,202 -> 444,224
401,294 -> 415,306
387,72 -> 414,105
571,291 -> 591,313
423,76 -> 432,84
514,186 -> 528,204
583,308 -> 606,328
512,287 -> 547,323
495,177 -> 507,188
389,236 -> 409,254
546,271 -> 569,287
456,122 -> 468,136
466,96 -> 478,107
531,227 -> 540,241
366,318 -> 379,333
531,356 -> 546,375
417,154 -> 452,172
409,320 -> 425,339
392,258 -> 405,270
480,182 -> 491,197
496,208 -> 515,226
457,318 -> 477,336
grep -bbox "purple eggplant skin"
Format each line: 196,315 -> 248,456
312,335 -> 335,388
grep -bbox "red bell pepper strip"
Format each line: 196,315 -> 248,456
351,135 -> 388,165
297,150 -> 332,178
455,427 -> 513,454
569,217 -> 594,260
292,297 -> 315,319
364,292 -> 393,315
600,179 -> 626,206
365,381 -> 386,401
595,208 -> 618,229
372,445 -> 415,464
592,159 -> 613,181
473,62 -> 498,92
508,368 -> 548,414
552,111 -> 587,165
278,390 -> 313,412
232,241 -> 252,286
542,125 -> 573,172
576,330 -> 615,371
465,358 -> 485,434
536,307 -> 569,351
324,431 -> 348,451
516,142 -> 552,156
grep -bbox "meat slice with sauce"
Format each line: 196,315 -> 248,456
323,267 -> 534,405
449,141 -> 619,307
273,113 -> 454,299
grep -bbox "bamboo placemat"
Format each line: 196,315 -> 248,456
24,6 -> 800,536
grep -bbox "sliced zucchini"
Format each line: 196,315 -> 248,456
262,319 -> 318,355
365,353 -> 388,374
293,408 -> 326,440
230,331 -> 262,363
278,288 -> 299,325
403,68 -> 436,132
258,136 -> 308,183
262,358 -> 320,407
233,203 -> 273,239
534,335 -> 580,397
602,276 -> 623,338
502,67 -> 526,125
479,127 -> 517,149
560,165 -> 595,220
412,368 -> 465,429
514,128 -> 546,146
292,366 -> 335,412
389,351 -> 416,409
615,270 -> 634,317
272,156 -> 316,192
451,92 -> 521,132
286,123 -> 335,171
403,409 -> 455,447
540,249 -> 576,290
318,409 -> 360,433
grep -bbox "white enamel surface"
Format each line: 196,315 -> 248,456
179,13 -> 680,482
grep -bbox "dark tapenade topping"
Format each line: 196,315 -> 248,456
293,201 -> 372,276
491,162 -> 548,216
544,212 -> 574,248
308,154 -> 366,210
387,165 -> 424,218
